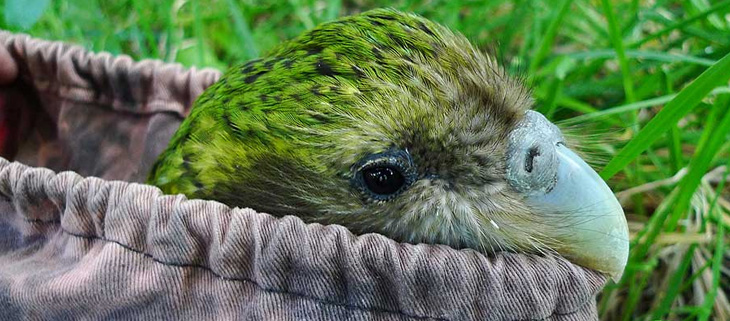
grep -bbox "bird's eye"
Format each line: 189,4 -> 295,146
362,166 -> 405,195
352,149 -> 417,201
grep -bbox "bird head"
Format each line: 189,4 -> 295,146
149,8 -> 629,280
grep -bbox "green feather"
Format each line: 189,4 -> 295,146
149,8 -> 532,251
152,9 -> 460,197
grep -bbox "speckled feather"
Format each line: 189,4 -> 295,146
149,9 -> 554,255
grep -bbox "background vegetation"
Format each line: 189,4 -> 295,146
2,0 -> 729,320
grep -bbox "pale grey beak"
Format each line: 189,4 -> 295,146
507,111 -> 629,281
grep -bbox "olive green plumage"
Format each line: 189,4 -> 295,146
149,9 -> 542,254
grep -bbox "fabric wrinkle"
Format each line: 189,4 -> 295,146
0,31 -> 606,320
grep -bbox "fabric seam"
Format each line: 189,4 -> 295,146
21,217 -> 593,321
57,224 -> 448,321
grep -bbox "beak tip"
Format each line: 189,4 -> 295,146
506,111 -> 630,281
524,145 -> 630,281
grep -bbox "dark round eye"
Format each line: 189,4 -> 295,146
352,149 -> 416,201
362,166 -> 405,195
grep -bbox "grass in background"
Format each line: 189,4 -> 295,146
2,0 -> 729,319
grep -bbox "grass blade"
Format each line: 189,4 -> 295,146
697,160 -> 729,321
665,94 -> 730,231
565,94 -> 676,124
325,0 -> 341,21
630,0 -> 730,48
567,49 -> 717,66
699,219 -> 725,320
527,0 -> 571,75
600,51 -> 730,179
601,0 -> 636,103
650,245 -> 697,319
192,0 -> 205,66
225,0 -> 259,60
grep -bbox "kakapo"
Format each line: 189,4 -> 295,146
149,8 -> 629,279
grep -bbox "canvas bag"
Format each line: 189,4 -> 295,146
0,31 -> 607,320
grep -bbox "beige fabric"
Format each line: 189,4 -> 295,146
1,31 -> 220,182
0,31 -> 607,320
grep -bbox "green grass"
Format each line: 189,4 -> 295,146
2,0 -> 729,319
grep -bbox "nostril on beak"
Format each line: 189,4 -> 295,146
525,147 -> 540,173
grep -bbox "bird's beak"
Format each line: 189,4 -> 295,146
506,111 -> 629,281
524,144 -> 628,281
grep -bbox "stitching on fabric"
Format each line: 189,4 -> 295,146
59,228 -> 448,321
515,290 -> 597,321
18,219 -> 596,320
521,303 -> 594,321
543,301 -> 597,319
